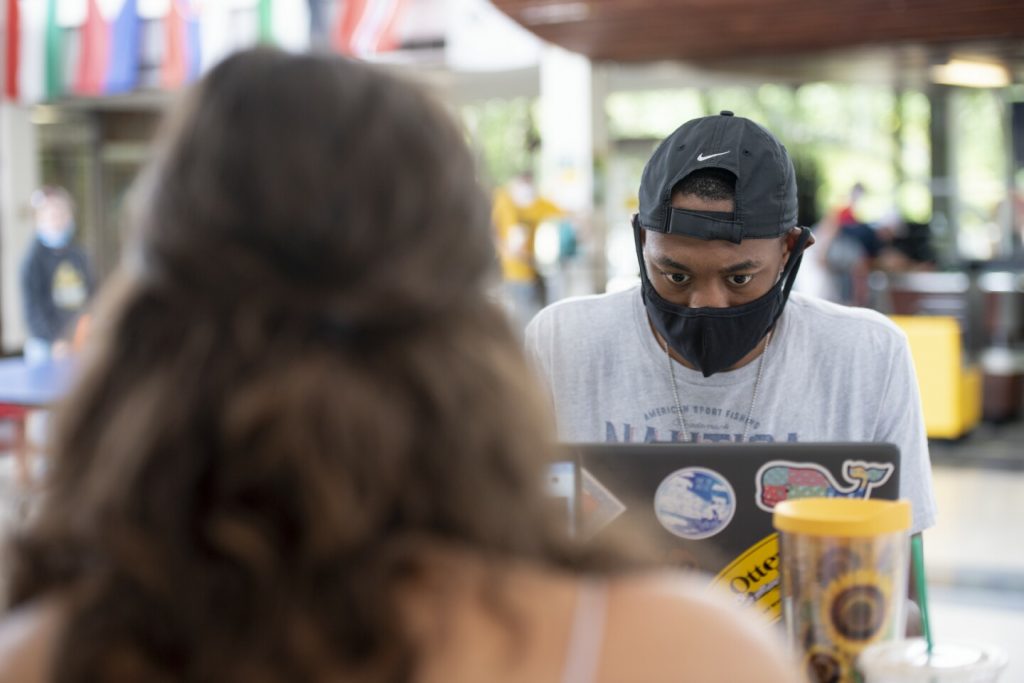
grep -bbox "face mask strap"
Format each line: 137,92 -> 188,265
633,214 -> 657,300
632,214 -> 645,272
779,227 -> 811,303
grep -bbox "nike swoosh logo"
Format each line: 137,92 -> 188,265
697,151 -> 730,162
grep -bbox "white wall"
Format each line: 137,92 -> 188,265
1,103 -> 41,353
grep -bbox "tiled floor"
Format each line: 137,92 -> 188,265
925,422 -> 1024,682
927,466 -> 1024,582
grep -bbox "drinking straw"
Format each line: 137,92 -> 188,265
911,534 -> 933,654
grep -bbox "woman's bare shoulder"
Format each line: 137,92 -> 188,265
0,599 -> 65,683
599,572 -> 804,683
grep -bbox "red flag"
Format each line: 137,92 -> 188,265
369,0 -> 406,53
334,0 -> 368,55
4,0 -> 19,100
163,0 -> 199,89
74,0 -> 110,96
334,0 -> 407,56
163,0 -> 187,88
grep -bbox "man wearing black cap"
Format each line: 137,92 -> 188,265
525,112 -> 936,536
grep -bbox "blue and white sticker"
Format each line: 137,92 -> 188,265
654,467 -> 736,540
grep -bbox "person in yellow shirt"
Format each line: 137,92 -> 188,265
493,172 -> 562,331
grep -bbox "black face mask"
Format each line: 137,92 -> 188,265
634,217 -> 811,377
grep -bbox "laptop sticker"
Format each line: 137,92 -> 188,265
711,533 -> 781,620
580,468 -> 627,538
755,460 -> 895,513
708,459 -> 897,624
653,467 -> 736,540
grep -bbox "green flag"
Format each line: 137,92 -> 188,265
44,0 -> 62,100
259,0 -> 274,44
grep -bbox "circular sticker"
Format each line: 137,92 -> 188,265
654,467 -> 736,540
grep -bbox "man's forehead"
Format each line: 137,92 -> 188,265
646,228 -> 783,262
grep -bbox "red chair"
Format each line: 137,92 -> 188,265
0,403 -> 33,487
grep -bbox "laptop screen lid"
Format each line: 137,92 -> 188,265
563,441 -> 901,621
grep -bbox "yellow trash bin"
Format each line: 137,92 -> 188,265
889,315 -> 980,439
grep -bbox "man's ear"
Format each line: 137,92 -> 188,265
782,226 -> 814,259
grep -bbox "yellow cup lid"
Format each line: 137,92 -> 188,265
772,498 -> 912,537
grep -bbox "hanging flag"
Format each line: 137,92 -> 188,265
195,0 -> 232,74
105,0 -> 140,93
4,0 -> 19,100
59,0 -> 88,25
185,2 -> 200,80
5,0 -> 53,103
258,0 -> 272,43
446,0 -> 541,72
74,0 -> 109,95
334,0 -> 408,57
272,0 -> 310,52
44,0 -> 63,100
138,0 -> 169,18
334,0 -> 366,55
54,0 -> 87,97
13,0 -> 50,103
162,0 -> 200,89
308,0 -> 330,48
358,0 -> 407,53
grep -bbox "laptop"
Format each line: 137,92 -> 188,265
549,442 -> 901,622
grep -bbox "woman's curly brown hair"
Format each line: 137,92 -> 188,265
4,49 -> 619,682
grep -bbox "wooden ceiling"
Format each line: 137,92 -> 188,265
493,0 -> 1024,64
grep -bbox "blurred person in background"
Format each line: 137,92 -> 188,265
818,191 -> 932,305
870,209 -> 929,272
823,182 -> 881,306
0,50 -> 801,683
835,182 -> 886,262
19,186 -> 95,365
992,183 -> 1024,257
493,170 -> 563,331
835,181 -> 865,228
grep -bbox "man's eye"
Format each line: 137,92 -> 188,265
729,274 -> 753,286
664,272 -> 690,285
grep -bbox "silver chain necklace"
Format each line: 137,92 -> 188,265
665,331 -> 772,443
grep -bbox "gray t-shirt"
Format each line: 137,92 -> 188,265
525,287 -> 937,534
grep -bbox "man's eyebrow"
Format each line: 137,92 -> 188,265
653,255 -> 693,272
653,256 -> 763,274
719,260 -> 762,275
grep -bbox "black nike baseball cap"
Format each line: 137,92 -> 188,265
637,111 -> 798,242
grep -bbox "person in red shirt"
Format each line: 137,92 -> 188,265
835,182 -> 865,228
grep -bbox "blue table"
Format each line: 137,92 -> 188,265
0,357 -> 74,486
0,357 -> 75,408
